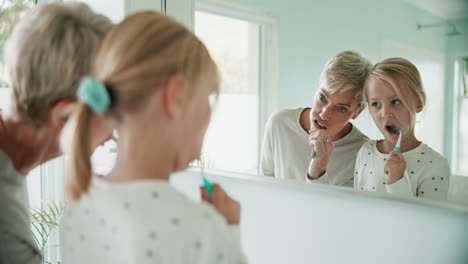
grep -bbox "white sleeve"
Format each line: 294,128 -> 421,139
228,225 -> 247,264
416,159 -> 450,201
260,116 -> 274,177
203,216 -> 247,264
353,145 -> 364,190
306,170 -> 328,183
385,170 -> 414,197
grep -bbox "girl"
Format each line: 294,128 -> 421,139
354,57 -> 450,201
59,11 -> 245,263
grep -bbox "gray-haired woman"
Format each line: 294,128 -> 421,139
0,2 -> 111,263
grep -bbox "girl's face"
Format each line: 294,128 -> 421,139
175,70 -> 218,170
309,87 -> 362,140
116,68 -> 218,174
366,77 -> 418,144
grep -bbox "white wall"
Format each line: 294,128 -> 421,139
171,169 -> 468,264
222,0 -> 446,109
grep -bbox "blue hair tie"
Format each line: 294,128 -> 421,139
77,77 -> 111,114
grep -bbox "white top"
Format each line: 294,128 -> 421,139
60,177 -> 246,264
354,140 -> 450,201
0,150 -> 41,262
260,108 -> 368,186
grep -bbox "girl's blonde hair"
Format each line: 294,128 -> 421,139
318,50 -> 372,108
64,11 -> 219,201
365,57 -> 426,126
5,2 -> 112,125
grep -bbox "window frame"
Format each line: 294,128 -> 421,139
451,56 -> 468,177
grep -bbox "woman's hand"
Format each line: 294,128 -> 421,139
307,129 -> 333,179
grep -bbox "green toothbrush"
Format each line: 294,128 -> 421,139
203,177 -> 213,200
393,129 -> 402,151
200,157 -> 213,200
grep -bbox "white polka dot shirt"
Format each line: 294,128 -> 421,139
60,177 -> 246,264
354,140 -> 450,201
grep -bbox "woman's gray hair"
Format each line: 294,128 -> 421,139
4,1 -> 112,125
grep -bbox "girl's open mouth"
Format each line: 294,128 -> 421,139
385,124 -> 400,135
313,119 -> 327,129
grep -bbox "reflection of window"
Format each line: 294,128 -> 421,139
0,0 -> 34,88
195,10 -> 259,174
454,57 -> 468,176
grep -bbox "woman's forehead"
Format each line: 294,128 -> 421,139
320,87 -> 357,106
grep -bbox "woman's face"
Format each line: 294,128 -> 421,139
309,87 -> 362,139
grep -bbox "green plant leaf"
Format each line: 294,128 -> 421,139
30,201 -> 66,264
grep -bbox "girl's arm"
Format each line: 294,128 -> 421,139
200,186 -> 247,264
385,170 -> 414,197
205,216 -> 247,264
384,151 -> 414,197
354,146 -> 363,190
416,159 -> 450,201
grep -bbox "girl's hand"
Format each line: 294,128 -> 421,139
384,151 -> 406,184
200,184 -> 241,225
307,129 -> 333,179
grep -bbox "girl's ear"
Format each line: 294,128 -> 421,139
162,74 -> 186,120
416,98 -> 424,113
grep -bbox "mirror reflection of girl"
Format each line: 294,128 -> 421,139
354,58 -> 450,201
59,12 -> 245,263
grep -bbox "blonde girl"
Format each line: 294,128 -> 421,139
60,11 -> 245,264
354,57 -> 450,201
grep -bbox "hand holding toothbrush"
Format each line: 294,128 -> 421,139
200,183 -> 241,225
307,121 -> 333,179
384,130 -> 407,185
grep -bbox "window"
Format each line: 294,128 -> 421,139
453,57 -> 468,176
194,1 -> 278,174
0,1 -> 34,85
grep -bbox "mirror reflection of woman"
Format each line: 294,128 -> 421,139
261,51 -> 372,186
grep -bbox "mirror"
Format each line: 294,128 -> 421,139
188,0 -> 468,206
34,0 -> 465,207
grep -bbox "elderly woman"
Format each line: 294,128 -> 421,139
0,3 -> 111,263
261,50 -> 372,187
